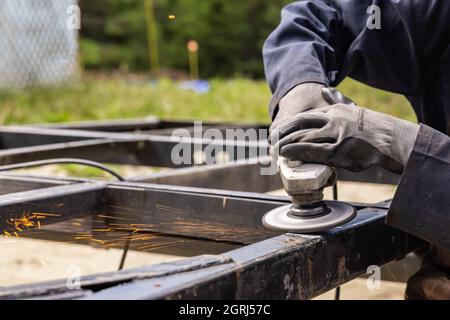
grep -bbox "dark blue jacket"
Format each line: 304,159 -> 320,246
263,0 -> 450,250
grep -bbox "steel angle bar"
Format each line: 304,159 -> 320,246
35,118 -> 267,133
0,182 -> 107,233
0,128 -> 269,167
0,174 -> 73,195
131,156 -> 283,193
0,139 -> 150,166
0,173 -> 425,300
0,121 -> 399,183
0,254 -> 231,300
83,207 -> 424,300
103,182 -> 286,244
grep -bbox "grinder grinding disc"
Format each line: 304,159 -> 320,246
262,201 -> 356,233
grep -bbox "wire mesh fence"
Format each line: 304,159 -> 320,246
0,0 -> 79,89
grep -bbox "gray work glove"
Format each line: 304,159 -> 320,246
269,82 -> 354,141
275,103 -> 420,174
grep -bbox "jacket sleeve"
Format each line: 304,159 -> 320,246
263,0 -> 450,119
387,125 -> 450,251
263,0 -> 345,118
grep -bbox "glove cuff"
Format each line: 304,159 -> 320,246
391,118 -> 420,167
278,82 -> 327,113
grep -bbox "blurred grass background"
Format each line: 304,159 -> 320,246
0,75 -> 416,126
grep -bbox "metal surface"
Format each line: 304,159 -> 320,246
0,118 -> 425,300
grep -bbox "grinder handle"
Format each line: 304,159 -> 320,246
278,157 -> 336,195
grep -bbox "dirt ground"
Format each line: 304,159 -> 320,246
1,180 -> 407,300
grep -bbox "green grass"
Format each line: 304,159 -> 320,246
0,75 -> 416,126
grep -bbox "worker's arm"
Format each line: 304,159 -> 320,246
387,125 -> 450,251
263,0 -> 449,119
263,0 -> 346,119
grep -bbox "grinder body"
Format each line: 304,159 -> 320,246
262,158 -> 356,233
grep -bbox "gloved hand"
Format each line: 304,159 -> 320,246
274,103 -> 420,174
269,83 -> 354,140
406,248 -> 450,300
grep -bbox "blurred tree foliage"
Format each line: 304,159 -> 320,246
79,0 -> 290,77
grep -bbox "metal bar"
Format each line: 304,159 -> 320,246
0,182 -> 107,233
0,255 -> 231,300
103,182 -> 284,244
131,157 -> 283,193
0,205 -> 423,300
0,124 -> 399,184
0,127 -> 268,167
0,174 -> 72,195
35,118 -> 266,133
0,174 -> 283,243
0,139 -> 146,166
0,174 -> 397,244
35,117 -> 164,132
135,162 -> 399,188
83,208 -> 424,300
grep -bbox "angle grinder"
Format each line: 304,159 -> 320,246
262,158 -> 356,233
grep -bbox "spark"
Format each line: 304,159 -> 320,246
74,236 -> 92,240
33,213 -> 61,217
90,238 -> 106,245
97,215 -> 133,221
137,240 -> 184,251
93,228 -> 114,232
156,204 -> 187,215
168,14 -> 176,20
4,212 -> 52,237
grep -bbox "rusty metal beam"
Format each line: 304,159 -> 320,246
0,126 -> 267,167
84,207 -> 424,300
103,182 -> 284,244
0,182 -> 107,233
0,174 -> 284,243
0,122 -> 399,184
131,157 -> 283,193
0,205 -> 425,300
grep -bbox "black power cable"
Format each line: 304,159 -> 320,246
333,182 -> 341,300
0,158 -> 125,181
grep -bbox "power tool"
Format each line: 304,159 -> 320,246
262,158 -> 356,233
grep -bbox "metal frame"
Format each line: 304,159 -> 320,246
0,119 -> 423,300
